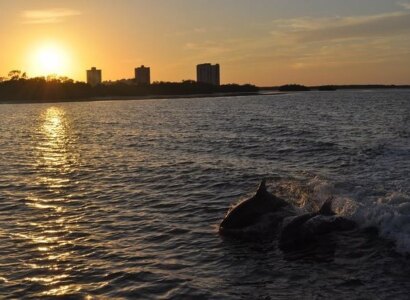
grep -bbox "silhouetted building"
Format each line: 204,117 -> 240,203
135,65 -> 151,85
87,67 -> 102,87
197,63 -> 220,86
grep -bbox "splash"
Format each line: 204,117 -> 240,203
272,175 -> 410,255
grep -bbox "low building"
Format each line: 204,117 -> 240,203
135,65 -> 151,85
87,67 -> 102,86
197,63 -> 220,86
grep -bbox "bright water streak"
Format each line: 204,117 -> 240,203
0,90 -> 409,299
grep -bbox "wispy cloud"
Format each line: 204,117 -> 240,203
22,8 -> 81,24
179,9 -> 410,83
270,11 -> 410,43
398,2 -> 410,10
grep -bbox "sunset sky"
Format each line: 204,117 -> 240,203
1,0 -> 410,85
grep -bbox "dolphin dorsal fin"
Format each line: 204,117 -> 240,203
256,179 -> 267,196
319,198 -> 335,216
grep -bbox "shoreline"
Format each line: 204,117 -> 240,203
0,91 -> 284,105
1,87 -> 409,105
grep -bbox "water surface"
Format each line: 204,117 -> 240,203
0,90 -> 409,299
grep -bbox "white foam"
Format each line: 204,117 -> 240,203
354,192 -> 410,254
274,176 -> 410,255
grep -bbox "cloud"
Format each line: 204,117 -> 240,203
398,2 -> 410,10
22,8 -> 81,24
176,8 -> 410,84
270,11 -> 410,43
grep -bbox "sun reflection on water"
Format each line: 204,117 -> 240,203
21,106 -> 83,297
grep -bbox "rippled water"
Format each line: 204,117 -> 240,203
0,90 -> 409,299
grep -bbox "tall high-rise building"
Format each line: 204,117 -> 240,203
197,63 -> 220,86
86,67 -> 102,86
135,65 -> 151,85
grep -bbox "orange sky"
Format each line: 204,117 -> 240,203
1,0 -> 410,85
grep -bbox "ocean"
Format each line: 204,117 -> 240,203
0,90 -> 409,299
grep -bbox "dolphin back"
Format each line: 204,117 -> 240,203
318,198 -> 336,216
219,180 -> 290,233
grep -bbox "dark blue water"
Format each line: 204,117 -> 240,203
0,90 -> 409,299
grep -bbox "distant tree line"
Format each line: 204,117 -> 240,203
0,71 -> 259,103
263,84 -> 410,91
311,84 -> 410,90
278,84 -> 311,92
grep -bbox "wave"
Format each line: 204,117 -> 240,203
271,175 -> 410,255
356,192 -> 410,254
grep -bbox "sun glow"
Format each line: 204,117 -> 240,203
29,44 -> 71,77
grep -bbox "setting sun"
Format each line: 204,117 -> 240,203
29,44 -> 70,77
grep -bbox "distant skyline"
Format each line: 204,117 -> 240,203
1,0 -> 410,85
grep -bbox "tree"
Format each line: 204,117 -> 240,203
8,70 -> 22,80
46,74 -> 57,81
58,76 -> 73,83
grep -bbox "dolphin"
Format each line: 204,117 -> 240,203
219,180 -> 293,238
278,199 -> 356,250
